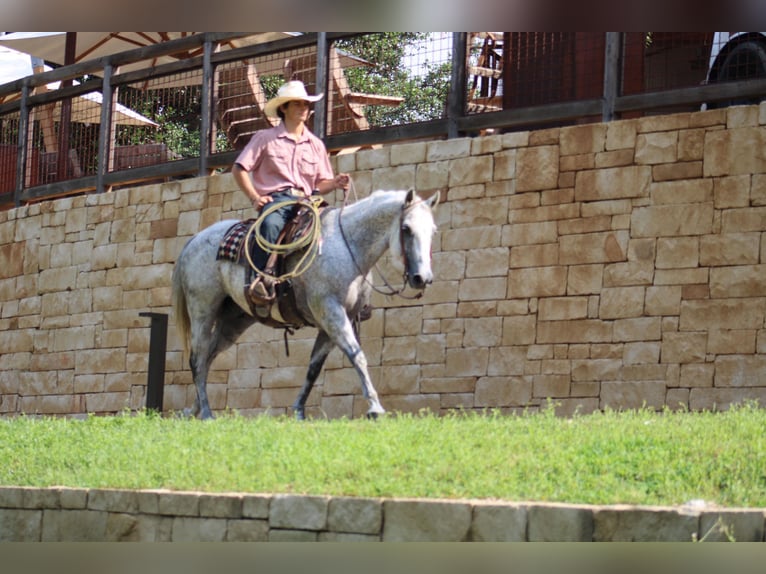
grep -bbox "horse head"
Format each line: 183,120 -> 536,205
399,188 -> 440,290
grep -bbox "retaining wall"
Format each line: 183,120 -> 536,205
1,486 -> 764,541
1,104 -> 766,418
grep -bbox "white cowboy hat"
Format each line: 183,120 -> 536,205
263,80 -> 323,118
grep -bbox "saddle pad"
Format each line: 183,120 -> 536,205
217,219 -> 256,264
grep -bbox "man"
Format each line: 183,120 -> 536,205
232,80 -> 350,307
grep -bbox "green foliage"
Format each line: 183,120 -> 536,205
331,33 -> 451,126
1,404 -> 764,507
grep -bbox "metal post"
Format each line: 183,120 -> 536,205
448,33 -> 468,139
14,83 -> 30,207
96,64 -> 113,194
199,37 -> 214,176
139,312 -> 168,412
602,32 -> 622,122
314,32 -> 328,140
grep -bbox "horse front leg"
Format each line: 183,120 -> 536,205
293,331 -> 335,420
324,313 -> 385,419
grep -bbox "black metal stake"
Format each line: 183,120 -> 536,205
139,312 -> 168,413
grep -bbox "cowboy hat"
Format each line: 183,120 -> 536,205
263,80 -> 323,118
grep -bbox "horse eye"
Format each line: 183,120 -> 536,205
401,224 -> 412,235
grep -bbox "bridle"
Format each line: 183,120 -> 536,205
338,186 -> 429,300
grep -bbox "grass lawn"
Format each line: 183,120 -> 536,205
1,404 -> 764,508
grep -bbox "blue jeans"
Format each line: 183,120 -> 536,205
251,191 -> 298,271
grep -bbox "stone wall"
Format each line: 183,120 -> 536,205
1,486 -> 763,541
1,104 -> 766,418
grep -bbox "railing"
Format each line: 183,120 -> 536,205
0,32 -> 764,208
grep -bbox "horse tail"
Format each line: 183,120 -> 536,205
171,263 -> 191,356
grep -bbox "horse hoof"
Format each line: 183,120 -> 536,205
294,408 -> 306,421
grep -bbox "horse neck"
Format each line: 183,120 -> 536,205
338,191 -> 405,271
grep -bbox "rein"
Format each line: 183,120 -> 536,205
337,182 -> 425,301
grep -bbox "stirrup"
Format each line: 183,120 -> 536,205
247,275 -> 276,305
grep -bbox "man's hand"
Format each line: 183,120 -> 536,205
252,193 -> 273,210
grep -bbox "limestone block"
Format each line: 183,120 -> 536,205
509,203 -> 580,224
391,141 -> 427,166
472,502 -> 527,541
378,365 -> 419,394
493,149 -> 516,181
538,297 -> 589,321
606,119 -> 637,150
568,264 -> 604,295
445,347 -> 488,376
502,221 -> 558,246
594,506 -> 699,541
537,320 -> 612,344
678,128 -> 705,161
157,491 -> 200,517
382,499 -> 471,541
269,494 -> 329,531
752,174 -> 766,206
720,206 -> 766,233
599,286 -> 645,319
708,329 -> 756,355
656,237 -> 699,269
510,244 -> 559,268
459,277 -> 507,301
371,165 -> 416,190
466,247 -> 509,277
426,138 -> 471,162
475,376 -> 533,407
713,175 -> 751,208
680,299 -> 765,331
631,203 -> 714,237
651,178 -> 713,205
449,155 -> 493,187
560,231 -> 628,266
601,381 -> 666,410
714,356 -> 766,387
533,374 -> 570,398
527,504 -> 593,541
560,124 -> 607,155
661,332 -> 707,364
704,127 -> 766,177
575,166 -> 651,201
517,145 -> 559,192
502,131 -> 530,148
623,342 -> 661,365
242,494 -> 271,519
452,197 -> 509,227
679,363 -> 714,388
710,265 -> 766,298
645,286 -> 682,316
199,493 -> 243,518
571,359 -> 621,382
560,153 -> 595,172
327,496 -> 382,534
269,528 -> 318,541
690,387 -> 766,410
508,266 -> 567,298
700,233 -> 760,266
463,317 -> 502,347
415,161 -> 449,190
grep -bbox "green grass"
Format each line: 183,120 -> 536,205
1,404 -> 765,507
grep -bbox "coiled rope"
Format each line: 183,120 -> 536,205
243,195 -> 324,283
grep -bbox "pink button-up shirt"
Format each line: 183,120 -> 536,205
234,123 -> 334,195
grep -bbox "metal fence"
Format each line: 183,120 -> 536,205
0,32 -> 764,207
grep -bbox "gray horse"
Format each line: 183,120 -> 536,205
171,189 -> 439,420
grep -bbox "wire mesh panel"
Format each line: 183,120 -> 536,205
500,33 -> 605,109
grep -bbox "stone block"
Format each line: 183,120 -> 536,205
559,231 -> 628,265
449,155 -> 493,187
427,138 -> 471,161
661,332 -> 707,363
710,265 -> 766,298
507,266 -> 567,298
601,381 -> 666,410
199,493 -> 243,518
157,491 -> 200,517
527,504 -> 593,541
171,517 -> 227,542
631,203 -> 714,237
680,299 -> 765,331
0,509 -> 42,541
466,247 -> 509,277
88,488 -> 139,513
594,506 -> 700,541
538,297 -> 589,321
656,237 -> 699,269
704,127 -> 766,177
382,499 -> 472,541
227,519 -> 269,541
537,320 -> 612,344
475,376 -> 532,407
472,502 -> 527,541
517,145 -> 559,191
575,166 -> 651,201
698,510 -> 765,542
269,494 -> 328,531
327,497 -> 382,534
599,286 -> 645,319
41,509 -> 108,541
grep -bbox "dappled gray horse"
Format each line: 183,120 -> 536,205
171,189 -> 439,420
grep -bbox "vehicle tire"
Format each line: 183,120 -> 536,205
708,40 -> 766,108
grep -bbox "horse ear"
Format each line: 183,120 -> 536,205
405,188 -> 416,205
426,190 -> 440,210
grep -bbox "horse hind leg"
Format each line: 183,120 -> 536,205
293,331 -> 335,420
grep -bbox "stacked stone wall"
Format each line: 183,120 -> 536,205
1,104 -> 766,418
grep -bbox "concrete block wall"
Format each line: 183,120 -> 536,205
1,104 -> 766,418
1,486 -> 763,541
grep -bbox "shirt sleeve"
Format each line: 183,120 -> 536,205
234,130 -> 266,172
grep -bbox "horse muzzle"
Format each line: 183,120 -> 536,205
407,270 -> 433,290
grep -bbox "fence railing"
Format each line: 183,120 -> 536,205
0,32 -> 764,208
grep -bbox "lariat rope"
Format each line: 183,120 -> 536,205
242,195 -> 324,283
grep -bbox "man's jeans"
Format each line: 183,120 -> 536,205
251,191 -> 298,271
